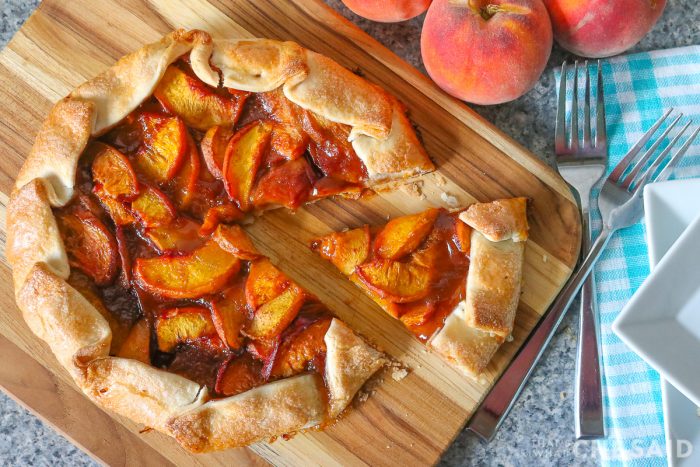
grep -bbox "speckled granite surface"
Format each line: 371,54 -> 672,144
1,1 -> 698,465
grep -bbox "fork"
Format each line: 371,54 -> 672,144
467,111 -> 700,442
555,60 -> 608,440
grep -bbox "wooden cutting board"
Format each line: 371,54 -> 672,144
0,1 -> 581,465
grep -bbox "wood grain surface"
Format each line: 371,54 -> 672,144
0,1 -> 581,465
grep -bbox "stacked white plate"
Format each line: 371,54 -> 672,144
613,178 -> 700,466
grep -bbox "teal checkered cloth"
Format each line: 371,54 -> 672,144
557,45 -> 700,466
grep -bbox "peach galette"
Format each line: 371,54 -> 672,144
6,29 -> 436,452
312,198 -> 529,378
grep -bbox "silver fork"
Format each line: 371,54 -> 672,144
555,60 -> 608,440
467,111 -> 700,442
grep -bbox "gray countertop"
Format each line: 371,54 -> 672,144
1,1 -> 697,465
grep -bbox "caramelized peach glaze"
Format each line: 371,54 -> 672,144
312,209 -> 470,342
53,58 -> 374,397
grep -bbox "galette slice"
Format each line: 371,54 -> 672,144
312,198 -> 529,379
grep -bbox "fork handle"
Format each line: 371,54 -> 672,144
467,227 -> 613,441
574,213 -> 605,439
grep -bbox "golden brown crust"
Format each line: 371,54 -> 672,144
82,357 -> 207,433
6,179 -> 69,290
324,319 -> 386,418
352,99 -> 435,184
284,49 -> 393,140
429,302 -> 503,379
15,263 -> 111,381
464,231 -> 525,338
14,99 -> 95,206
167,374 -> 325,452
459,197 -> 529,243
70,29 -> 210,135
429,198 -> 528,378
204,39 -> 308,92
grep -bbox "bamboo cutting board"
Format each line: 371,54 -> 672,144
0,1 -> 581,465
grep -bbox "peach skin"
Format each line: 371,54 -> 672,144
543,0 -> 666,58
421,0 -> 553,105
342,0 -> 432,22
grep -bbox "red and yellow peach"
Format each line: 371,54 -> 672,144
543,0 -> 666,58
421,0 -> 553,105
342,0 -> 431,22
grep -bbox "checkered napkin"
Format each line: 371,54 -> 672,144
556,45 -> 700,466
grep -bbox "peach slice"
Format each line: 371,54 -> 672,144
144,217 -> 203,254
259,89 -> 302,126
270,316 -> 331,378
156,307 -> 218,352
115,226 -> 132,288
57,209 -> 119,286
349,273 -> 402,318
212,224 -> 261,261
245,258 -> 291,310
94,187 -> 135,226
398,301 -> 437,328
90,142 -> 139,199
266,123 -> 307,165
355,259 -> 432,303
302,110 -> 368,184
223,121 -> 272,211
247,335 -> 280,363
454,219 -> 472,254
271,124 -> 306,160
311,226 -> 370,276
246,284 -> 305,340
210,284 -> 249,350
201,125 -> 233,179
247,334 -> 281,379
130,185 -> 176,227
116,318 -> 151,364
215,355 -> 264,396
311,176 -> 363,200
134,239 -> 240,299
153,65 -> 247,131
198,204 -> 245,236
251,158 -> 316,209
171,134 -> 201,209
374,208 -> 439,260
135,113 -> 187,183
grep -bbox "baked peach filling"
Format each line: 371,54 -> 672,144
55,57 -> 376,397
313,209 -> 471,341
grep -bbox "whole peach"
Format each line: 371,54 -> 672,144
543,0 -> 666,58
421,0 -> 553,105
341,0 -> 432,22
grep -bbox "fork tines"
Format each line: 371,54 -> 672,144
556,60 -> 606,156
610,110 -> 700,194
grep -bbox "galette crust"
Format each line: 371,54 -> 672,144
284,49 -> 393,141
459,197 -> 529,243
464,231 -> 525,338
429,199 -> 528,379
14,98 -> 95,207
200,39 -> 308,92
6,28 -> 417,452
6,180 -> 69,290
82,357 -> 207,433
324,319 -> 387,418
15,262 -> 111,381
167,374 -> 326,452
352,99 -> 434,184
429,301 -> 502,378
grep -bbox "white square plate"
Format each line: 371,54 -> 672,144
613,178 -> 700,466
